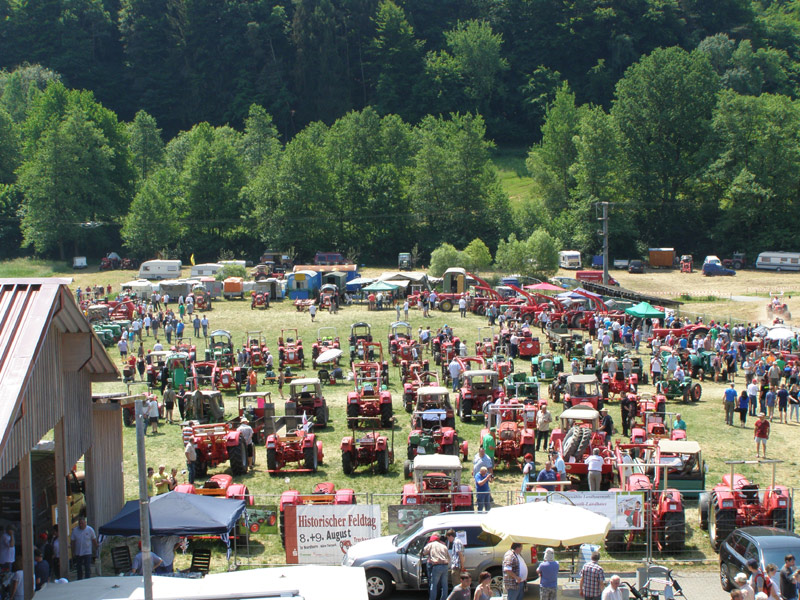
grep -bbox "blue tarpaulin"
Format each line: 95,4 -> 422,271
99,492 -> 246,538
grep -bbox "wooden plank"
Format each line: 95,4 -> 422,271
60,333 -> 91,371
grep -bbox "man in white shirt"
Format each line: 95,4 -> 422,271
585,448 -> 605,491
551,450 -> 567,480
601,575 -> 623,600
147,396 -> 160,435
238,418 -> 255,469
747,379 -> 759,417
448,357 -> 462,392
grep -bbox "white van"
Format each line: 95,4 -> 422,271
559,250 -> 581,269
190,262 -> 223,278
219,259 -> 247,268
138,259 -> 182,280
756,251 -> 800,271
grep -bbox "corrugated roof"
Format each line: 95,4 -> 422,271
0,279 -> 119,461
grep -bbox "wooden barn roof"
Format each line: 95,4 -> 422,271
0,279 -> 118,462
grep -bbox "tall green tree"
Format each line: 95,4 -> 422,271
0,108 -> 19,183
121,167 -> 184,257
463,238 -> 492,272
242,104 -> 281,172
128,109 -> 164,185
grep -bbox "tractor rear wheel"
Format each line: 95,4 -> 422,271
315,406 -> 328,428
460,398 -> 472,422
229,439 -> 248,476
682,387 -> 690,402
376,448 -> 390,474
662,511 -> 686,553
404,393 -> 413,413
195,460 -> 208,478
772,508 -> 791,529
605,530 -> 626,553
691,383 -> 702,402
710,506 -> 736,551
574,428 -> 591,458
698,493 -> 711,530
123,409 -> 134,427
267,448 -> 277,472
342,450 -> 354,475
440,299 -> 453,312
303,445 -> 318,471
347,403 -> 360,419
407,444 -> 417,460
380,403 -> 393,428
403,460 -> 413,479
521,444 -> 536,462
562,427 -> 580,460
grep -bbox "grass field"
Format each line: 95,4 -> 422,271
491,146 -> 535,203
5,259 -> 800,570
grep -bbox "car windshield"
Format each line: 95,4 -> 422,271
394,519 -> 425,546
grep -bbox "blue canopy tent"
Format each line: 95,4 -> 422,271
99,492 -> 246,543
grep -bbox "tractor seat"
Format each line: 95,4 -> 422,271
203,480 -> 221,489
313,482 -> 335,495
740,483 -> 759,502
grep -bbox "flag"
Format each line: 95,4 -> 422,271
190,253 -> 195,266
301,412 -> 312,432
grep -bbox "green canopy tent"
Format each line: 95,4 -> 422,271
625,301 -> 665,319
362,281 -> 401,292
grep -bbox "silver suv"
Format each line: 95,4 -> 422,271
342,511 -> 538,600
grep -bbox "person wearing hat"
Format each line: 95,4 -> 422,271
734,572 -> 754,600
422,533 -> 450,600
521,453 -> 535,492
537,548 -> 559,600
754,412 -> 770,458
724,382 -> 738,426
238,417 -> 255,469
536,404 -> 552,452
599,408 -> 613,438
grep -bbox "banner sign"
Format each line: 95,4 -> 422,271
524,491 -> 646,530
285,504 -> 382,564
387,504 -> 441,535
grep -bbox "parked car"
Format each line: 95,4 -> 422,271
702,263 -> 736,277
628,260 -> 644,274
550,276 -> 580,290
719,527 -> 800,591
343,511 -> 539,600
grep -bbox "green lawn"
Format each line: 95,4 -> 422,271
3,259 -> 798,570
491,146 -> 535,203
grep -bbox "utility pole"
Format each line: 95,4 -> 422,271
596,202 -> 610,286
135,397 -> 153,600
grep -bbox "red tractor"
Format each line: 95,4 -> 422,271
549,406 -> 614,490
347,356 -> 393,428
191,360 -> 218,390
601,369 -> 638,401
175,473 -> 251,502
432,333 -> 461,366
402,368 -> 439,412
455,367 -> 505,422
250,290 -> 269,310
311,327 -> 340,363
400,358 -> 430,384
183,422 -> 249,477
767,297 -> 792,320
474,327 -> 498,358
480,404 -> 537,469
278,483 -> 356,545
341,417 -> 393,474
700,460 -> 792,551
606,442 -> 686,554
265,428 -> 323,473
388,321 -> 418,367
121,383 -> 161,427
110,299 -> 136,321
516,330 -> 541,359
99,252 -> 122,270
244,331 -> 269,368
563,374 -> 604,410
349,322 -> 373,363
411,386 -> 457,429
286,378 -> 329,428
401,454 -> 473,511
680,255 -> 693,273
278,328 -> 304,369
171,337 -> 197,362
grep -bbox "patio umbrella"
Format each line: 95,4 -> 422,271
315,348 -> 343,364
481,499 -> 611,547
525,282 -> 564,292
625,301 -> 665,320
767,327 -> 795,341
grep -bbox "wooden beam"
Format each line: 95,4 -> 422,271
60,333 -> 91,372
19,452 -> 34,600
54,419 -> 70,579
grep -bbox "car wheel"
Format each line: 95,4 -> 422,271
365,569 -> 393,600
720,561 -> 733,592
488,568 -> 504,597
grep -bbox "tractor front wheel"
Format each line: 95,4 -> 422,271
123,409 -> 134,427
691,383 -> 702,402
267,448 -> 277,472
698,493 -> 711,530
315,406 -> 328,428
380,403 -> 393,428
195,460 -> 208,478
407,444 -> 417,461
772,507 -> 791,530
710,506 -> 736,552
404,393 -> 413,413
662,511 -> 686,553
342,450 -> 354,475
376,448 -> 390,474
460,398 -> 472,422
403,460 -> 413,479
304,445 -> 318,471
347,403 -> 359,419
605,530 -> 626,553
229,439 -> 248,476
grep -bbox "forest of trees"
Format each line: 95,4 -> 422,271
3,0 -> 800,263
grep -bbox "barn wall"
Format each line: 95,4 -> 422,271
86,404 -> 124,528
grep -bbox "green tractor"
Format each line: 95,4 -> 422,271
531,353 -> 564,381
656,377 -> 702,402
685,350 -> 716,381
505,372 -> 541,403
